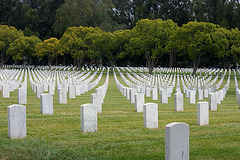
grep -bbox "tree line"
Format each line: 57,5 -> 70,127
1,0 -> 240,40
1,19 -> 240,75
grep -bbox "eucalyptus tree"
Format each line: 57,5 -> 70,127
126,19 -> 178,74
0,25 -> 24,68
174,21 -> 220,75
92,29 -> 131,73
60,26 -> 101,70
35,37 -> 63,70
7,36 -> 41,69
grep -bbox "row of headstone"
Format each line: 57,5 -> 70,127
91,72 -> 109,113
7,103 -> 190,160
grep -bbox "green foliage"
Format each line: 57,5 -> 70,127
92,29 -> 131,71
60,26 -> 101,69
0,25 -> 24,66
173,21 -> 220,75
6,36 -> 41,65
35,37 -> 63,69
127,19 -> 178,74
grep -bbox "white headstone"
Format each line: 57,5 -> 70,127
161,89 -> 168,104
8,104 -> 26,139
81,103 -> 97,132
18,88 -> 27,104
165,122 -> 189,160
36,84 -> 43,98
130,88 -> 137,104
152,88 -> 158,100
145,87 -> 151,97
135,93 -> 144,112
197,101 -> 209,126
198,90 -> 203,100
58,88 -> 67,104
204,89 -> 208,98
189,90 -> 195,104
143,103 -> 158,129
209,93 -> 217,110
2,84 -> 10,98
91,93 -> 102,113
68,85 -> 76,99
41,93 -> 53,114
174,93 -> 183,111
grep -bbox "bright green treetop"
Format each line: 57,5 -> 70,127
0,25 -> 24,67
7,36 -> 41,68
127,19 -> 178,74
35,37 -> 63,70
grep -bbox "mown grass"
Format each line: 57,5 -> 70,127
0,72 -> 240,159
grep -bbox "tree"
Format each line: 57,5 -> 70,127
92,29 -> 131,73
174,21 -> 220,75
35,37 -> 63,70
60,26 -> 100,70
228,28 -> 240,66
0,25 -> 24,68
53,0 -> 123,37
126,19 -> 178,74
7,36 -> 41,69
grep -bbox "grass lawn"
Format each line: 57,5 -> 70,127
0,71 -> 240,159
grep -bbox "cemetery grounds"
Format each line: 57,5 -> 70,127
0,66 -> 240,159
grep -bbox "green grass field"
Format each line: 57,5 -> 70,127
0,71 -> 240,159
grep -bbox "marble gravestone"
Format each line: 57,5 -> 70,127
8,104 -> 26,139
41,93 -> 53,114
165,122 -> 189,160
18,87 -> 27,104
81,103 -> 97,132
143,103 -> 158,129
135,93 -> 144,112
197,101 -> 209,126
174,93 -> 183,111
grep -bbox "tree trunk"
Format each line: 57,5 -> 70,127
48,58 -> 52,70
77,59 -> 81,70
0,50 -> 5,68
29,57 -> 32,65
23,59 -> 27,70
99,54 -> 103,69
55,55 -> 58,66
192,56 -> 200,76
63,54 -> 66,66
110,61 -> 114,74
148,60 -> 155,75
169,51 -> 174,67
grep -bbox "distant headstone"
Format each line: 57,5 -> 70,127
152,88 -> 158,100
161,89 -> 168,104
2,84 -> 10,98
36,84 -> 43,98
81,103 -> 97,132
68,85 -> 76,99
135,93 -> 144,112
130,88 -> 137,104
58,88 -> 67,104
197,101 -> 209,126
91,93 -> 102,113
165,122 -> 189,160
204,89 -> 208,98
198,90 -> 203,100
143,103 -> 158,129
8,104 -> 26,139
209,93 -> 217,110
174,93 -> 183,111
189,90 -> 195,104
145,87 -> 151,97
18,88 -> 27,104
41,93 -> 53,114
